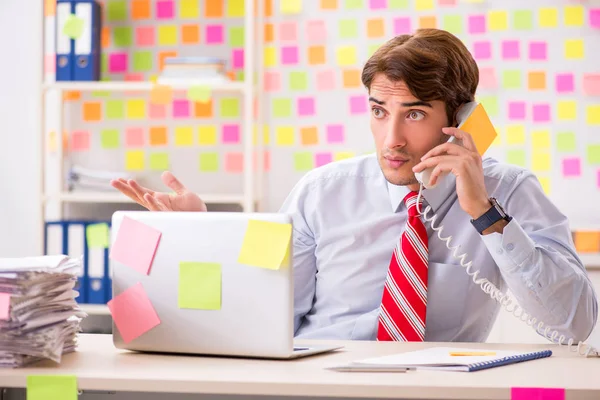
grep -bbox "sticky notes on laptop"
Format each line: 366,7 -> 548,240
109,216 -> 162,275
238,220 -> 292,270
178,262 -> 222,310
108,282 -> 161,344
27,375 -> 78,400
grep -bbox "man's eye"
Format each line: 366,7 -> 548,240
408,111 -> 425,120
372,108 -> 385,118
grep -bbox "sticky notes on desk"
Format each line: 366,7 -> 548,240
178,262 -> 221,310
511,387 -> 564,400
0,293 -> 10,320
27,375 -> 78,400
238,220 -> 292,270
108,282 -> 161,344
86,223 -> 110,249
109,216 -> 162,275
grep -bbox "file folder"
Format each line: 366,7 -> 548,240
55,0 -> 73,81
73,0 -> 102,81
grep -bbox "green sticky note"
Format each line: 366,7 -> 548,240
113,27 -> 132,47
289,71 -> 307,91
188,86 -> 211,102
92,91 -> 111,97
229,27 -> 245,47
273,98 -> 292,117
443,15 -> 463,34
339,19 -> 358,39
27,375 -> 77,400
133,51 -> 153,72
389,0 -> 409,9
368,43 -> 382,56
86,223 -> 110,248
101,53 -> 108,75
220,98 -> 240,117
556,132 -> 576,152
150,153 -> 169,171
294,152 -> 314,171
107,0 -> 127,21
101,129 -> 119,149
503,70 -> 522,89
178,262 -> 221,310
513,10 -> 533,30
477,96 -> 499,117
238,220 -> 292,269
106,100 -> 124,119
506,149 -> 526,167
345,0 -> 363,9
199,153 -> 219,172
63,14 -> 84,39
587,145 -> 600,164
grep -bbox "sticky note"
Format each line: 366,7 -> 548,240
222,124 -> 240,143
343,69 -> 361,88
532,104 -> 550,123
156,0 -> 174,18
106,100 -> 124,120
468,15 -> 486,34
206,25 -> 224,44
339,19 -> 358,38
157,25 -> 177,46
281,0 -> 302,13
335,152 -> 355,161
199,126 -> 217,145
136,26 -> 155,46
501,40 -> 519,60
100,129 -> 119,149
107,0 -> 127,21
227,0 -> 244,17
26,375 -> 77,400
300,126 -> 319,145
557,132 -> 576,152
316,152 -> 333,167
109,216 -> 161,275
127,99 -> 146,119
415,0 -> 433,11
565,39 -> 584,59
229,26 -> 244,47
0,293 -> 10,320
336,46 -> 357,66
370,0 -> 386,9
532,151 -> 551,172
281,46 -> 299,65
367,18 -> 385,38
562,157 -> 581,177
264,46 -> 276,67
264,71 -> 281,92
133,51 -> 152,72
307,20 -> 326,43
71,131 -> 90,151
591,9 -> 600,29
63,14 -> 84,39
180,0 -> 199,18
565,5 -> 584,27
345,0 -> 364,9
205,0 -> 223,17
150,104 -> 166,119
588,106 -> 600,125
178,262 -> 221,310
477,96 -> 499,117
199,153 -> 219,171
225,152 -> 243,173
238,220 -> 292,269
556,73 -> 574,93
317,70 -> 335,91
419,16 -> 436,29
279,21 -> 297,41
532,130 -> 550,149
83,102 -> 101,121
220,98 -> 240,118
175,126 -> 193,146
508,101 -> 526,120
528,71 -> 546,90
511,388 -> 565,400
294,152 -> 314,171
528,41 -> 547,61
150,85 -> 173,105
574,232 -> 600,253
513,10 -> 532,30
309,45 -> 326,65
583,74 -> 600,96
188,85 -> 211,103
538,7 -> 558,28
502,70 -> 521,89
150,153 -> 169,170
478,67 -> 496,89
394,17 -> 411,35
588,145 -> 600,164
458,103 -> 498,156
488,10 -> 508,31
558,101 -> 577,121
506,125 -> 525,145
473,41 -> 491,60
276,126 -> 295,145
506,149 -> 526,167
172,100 -> 189,118
273,98 -> 292,118
113,26 -> 133,47
126,128 -> 144,148
297,97 -> 315,116
327,125 -> 345,143
443,15 -> 463,34
108,282 -> 161,344
350,95 -> 368,114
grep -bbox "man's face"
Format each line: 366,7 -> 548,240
369,74 -> 450,188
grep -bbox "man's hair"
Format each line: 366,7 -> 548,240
361,29 -> 479,125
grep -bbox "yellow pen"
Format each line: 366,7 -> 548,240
449,351 -> 496,356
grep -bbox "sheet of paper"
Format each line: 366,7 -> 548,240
317,69 -> 335,91
220,98 -> 240,118
511,388 -> 564,400
86,223 -> 109,249
232,49 -> 244,69
149,126 -> 167,146
180,0 -> 199,18
227,0 -> 244,17
539,7 -> 558,28
109,216 -> 162,275
478,67 -> 496,89
562,157 -> 581,177
172,100 -> 190,118
27,375 -> 78,400
108,282 -> 161,343
503,70 -> 521,88
513,10 -> 532,30
339,19 -> 358,38
528,72 -> 545,90
473,41 -> 491,60
238,220 -> 292,269
532,130 -> 550,149
126,99 -> 146,119
488,10 -> 508,31
565,5 -> 584,26
415,0 -> 434,11
63,14 -> 84,39
394,17 -> 411,34
178,262 -> 221,310
0,293 -> 9,320
459,103 -> 497,155
583,73 -> 600,95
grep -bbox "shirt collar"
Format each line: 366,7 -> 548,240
387,173 -> 457,214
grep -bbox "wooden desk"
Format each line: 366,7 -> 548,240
1,334 -> 600,400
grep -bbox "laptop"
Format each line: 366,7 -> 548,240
109,210 -> 342,359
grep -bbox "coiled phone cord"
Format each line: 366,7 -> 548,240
415,187 -> 599,357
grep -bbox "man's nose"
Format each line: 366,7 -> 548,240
383,119 -> 407,149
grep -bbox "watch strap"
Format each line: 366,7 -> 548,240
471,202 -> 505,234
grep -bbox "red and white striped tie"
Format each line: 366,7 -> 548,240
377,191 -> 428,341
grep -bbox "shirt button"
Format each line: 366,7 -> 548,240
506,243 -> 515,251
497,248 -> 503,255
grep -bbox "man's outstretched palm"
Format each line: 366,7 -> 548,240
110,171 -> 207,212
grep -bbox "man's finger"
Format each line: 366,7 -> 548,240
161,171 -> 187,195
429,163 -> 453,187
144,193 -> 163,211
129,180 -> 156,205
421,142 -> 469,160
442,127 -> 477,152
111,180 -> 149,209
412,155 -> 455,172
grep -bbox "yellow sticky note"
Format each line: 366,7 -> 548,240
158,25 -> 177,46
538,7 -> 558,28
86,223 -> 109,248
587,105 -> 600,125
27,375 -> 77,400
532,130 -> 551,149
126,150 -> 144,171
532,151 -> 551,172
558,101 -> 577,121
63,14 -> 84,39
459,103 -> 497,156
150,85 -> 172,105
565,39 -> 584,59
506,125 -> 525,145
126,99 -> 146,119
488,10 -> 508,31
175,126 -> 194,146
238,220 -> 292,270
179,262 -> 221,309
227,0 -> 244,16
264,46 -> 276,67
334,152 -> 355,161
415,0 -> 434,11
574,231 -> 600,253
336,46 -> 357,66
188,85 -> 211,103
179,0 -> 199,18
564,5 -> 584,27
276,126 -> 295,145
281,0 -> 302,14
537,176 -> 551,195
199,126 -> 217,145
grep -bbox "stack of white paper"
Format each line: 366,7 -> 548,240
0,255 -> 87,368
67,164 -> 134,192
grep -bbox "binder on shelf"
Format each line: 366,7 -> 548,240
55,0 -> 73,81
73,0 -> 102,81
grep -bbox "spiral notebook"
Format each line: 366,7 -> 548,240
351,347 -> 553,372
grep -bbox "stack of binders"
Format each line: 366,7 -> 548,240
56,0 -> 102,81
0,255 -> 86,368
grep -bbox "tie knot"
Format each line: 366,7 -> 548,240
404,191 -> 423,217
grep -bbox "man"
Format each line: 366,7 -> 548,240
112,29 -> 597,344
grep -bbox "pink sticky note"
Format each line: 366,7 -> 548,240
508,101 -> 526,120
511,387 -> 565,400
529,41 -> 547,61
126,128 -> 145,147
125,73 -> 144,82
149,103 -> 166,119
0,293 -> 10,320
473,41 -> 491,60
109,216 -> 162,275
556,73 -> 574,93
232,49 -> 244,69
597,170 -> 600,189
71,131 -> 90,151
394,17 -> 411,35
44,54 -> 55,74
350,95 -> 367,114
109,53 -> 128,73
502,40 -> 520,60
279,22 -> 297,41
583,73 -> 600,95
315,152 -> 333,167
590,8 -> 600,28
225,152 -> 243,173
563,157 -> 581,177
370,0 -> 387,9
281,46 -> 299,65
438,0 -> 457,5
317,69 -> 335,91
479,67 -> 497,89
156,0 -> 174,19
298,97 -> 315,116
468,15 -> 486,34
107,282 -> 161,344
173,99 -> 190,118
326,125 -> 345,143
307,20 -> 326,43
206,25 -> 224,44
264,71 -> 281,92
532,104 -> 551,122
222,124 -> 240,143
136,26 -> 155,46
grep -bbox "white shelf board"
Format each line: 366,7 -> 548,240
80,304 -> 110,316
42,80 -> 246,92
43,191 -> 246,204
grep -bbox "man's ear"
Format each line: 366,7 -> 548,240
452,103 -> 466,127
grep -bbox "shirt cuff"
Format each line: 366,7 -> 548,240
479,218 -> 536,272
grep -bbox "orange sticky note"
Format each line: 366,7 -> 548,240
108,282 -> 161,344
574,231 -> 600,253
205,0 -> 224,17
150,84 -> 173,105
109,216 -> 162,275
343,69 -> 361,88
149,126 -> 168,146
459,103 -> 497,156
83,102 -> 101,121
367,18 -> 385,38
0,293 -> 10,320
301,126 -> 319,145
528,71 -> 546,90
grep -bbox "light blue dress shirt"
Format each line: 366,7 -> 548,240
278,153 -> 598,343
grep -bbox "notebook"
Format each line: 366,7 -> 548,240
351,347 -> 553,372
